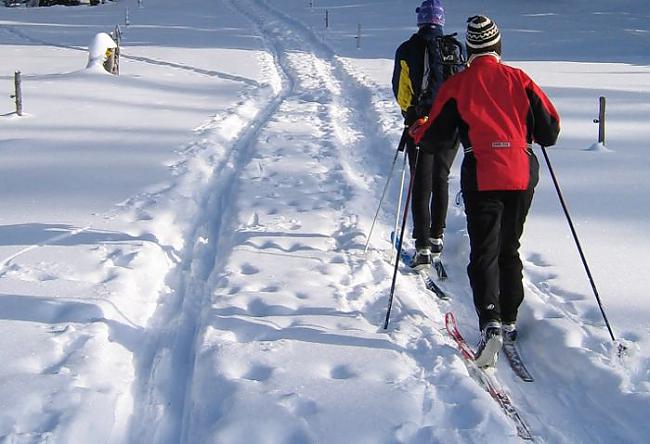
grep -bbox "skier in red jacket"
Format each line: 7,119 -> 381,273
411,15 -> 560,367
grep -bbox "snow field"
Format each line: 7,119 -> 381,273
0,0 -> 275,441
0,0 -> 649,442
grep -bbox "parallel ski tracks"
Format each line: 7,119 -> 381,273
131,0 -> 396,442
128,4 -> 295,444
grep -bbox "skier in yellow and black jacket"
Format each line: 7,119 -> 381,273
391,0 -> 459,270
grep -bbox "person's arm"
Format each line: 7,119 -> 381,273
391,48 -> 403,101
392,46 -> 417,124
525,74 -> 561,147
409,81 -> 459,152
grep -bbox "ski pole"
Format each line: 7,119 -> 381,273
384,146 -> 420,330
390,147 -> 409,265
541,146 -> 620,347
364,128 -> 409,254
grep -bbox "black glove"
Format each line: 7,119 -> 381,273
403,108 -> 419,126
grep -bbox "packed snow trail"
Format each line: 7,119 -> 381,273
126,16 -> 286,444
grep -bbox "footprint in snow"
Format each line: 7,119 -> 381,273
106,248 -> 138,268
240,263 -> 260,275
288,242 -> 314,253
260,285 -> 281,293
526,252 -> 553,267
247,298 -> 294,316
3,263 -> 57,282
242,363 -> 274,382
330,364 -> 357,380
329,254 -> 346,264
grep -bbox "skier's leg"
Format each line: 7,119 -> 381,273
498,188 -> 534,324
430,142 -> 459,239
463,190 -> 504,329
408,141 -> 434,249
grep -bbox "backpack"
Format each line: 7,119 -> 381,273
435,33 -> 467,81
415,33 -> 467,117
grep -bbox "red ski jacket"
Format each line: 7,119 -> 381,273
411,55 -> 560,191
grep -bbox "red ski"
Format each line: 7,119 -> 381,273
445,312 -> 535,441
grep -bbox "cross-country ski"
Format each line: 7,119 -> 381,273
391,231 -> 449,300
445,312 -> 535,440
503,341 -> 535,382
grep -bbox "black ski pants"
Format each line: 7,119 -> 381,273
462,188 -> 534,330
407,138 -> 458,248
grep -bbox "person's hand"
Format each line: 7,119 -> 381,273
409,117 -> 429,143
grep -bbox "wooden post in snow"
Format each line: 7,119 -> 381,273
593,96 -> 607,146
14,71 -> 22,116
110,25 -> 121,75
598,96 -> 606,145
325,10 -> 329,29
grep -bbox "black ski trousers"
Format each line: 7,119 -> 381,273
462,188 -> 534,330
407,138 -> 458,249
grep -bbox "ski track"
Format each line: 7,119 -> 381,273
124,10 -> 287,444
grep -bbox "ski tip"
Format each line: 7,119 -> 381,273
444,312 -> 455,324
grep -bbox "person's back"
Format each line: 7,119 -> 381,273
430,54 -> 559,192
393,25 -> 444,126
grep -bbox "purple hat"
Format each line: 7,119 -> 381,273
416,0 -> 445,27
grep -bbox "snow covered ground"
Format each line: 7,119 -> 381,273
0,0 -> 648,442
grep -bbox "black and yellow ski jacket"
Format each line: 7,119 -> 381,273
392,26 -> 445,125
